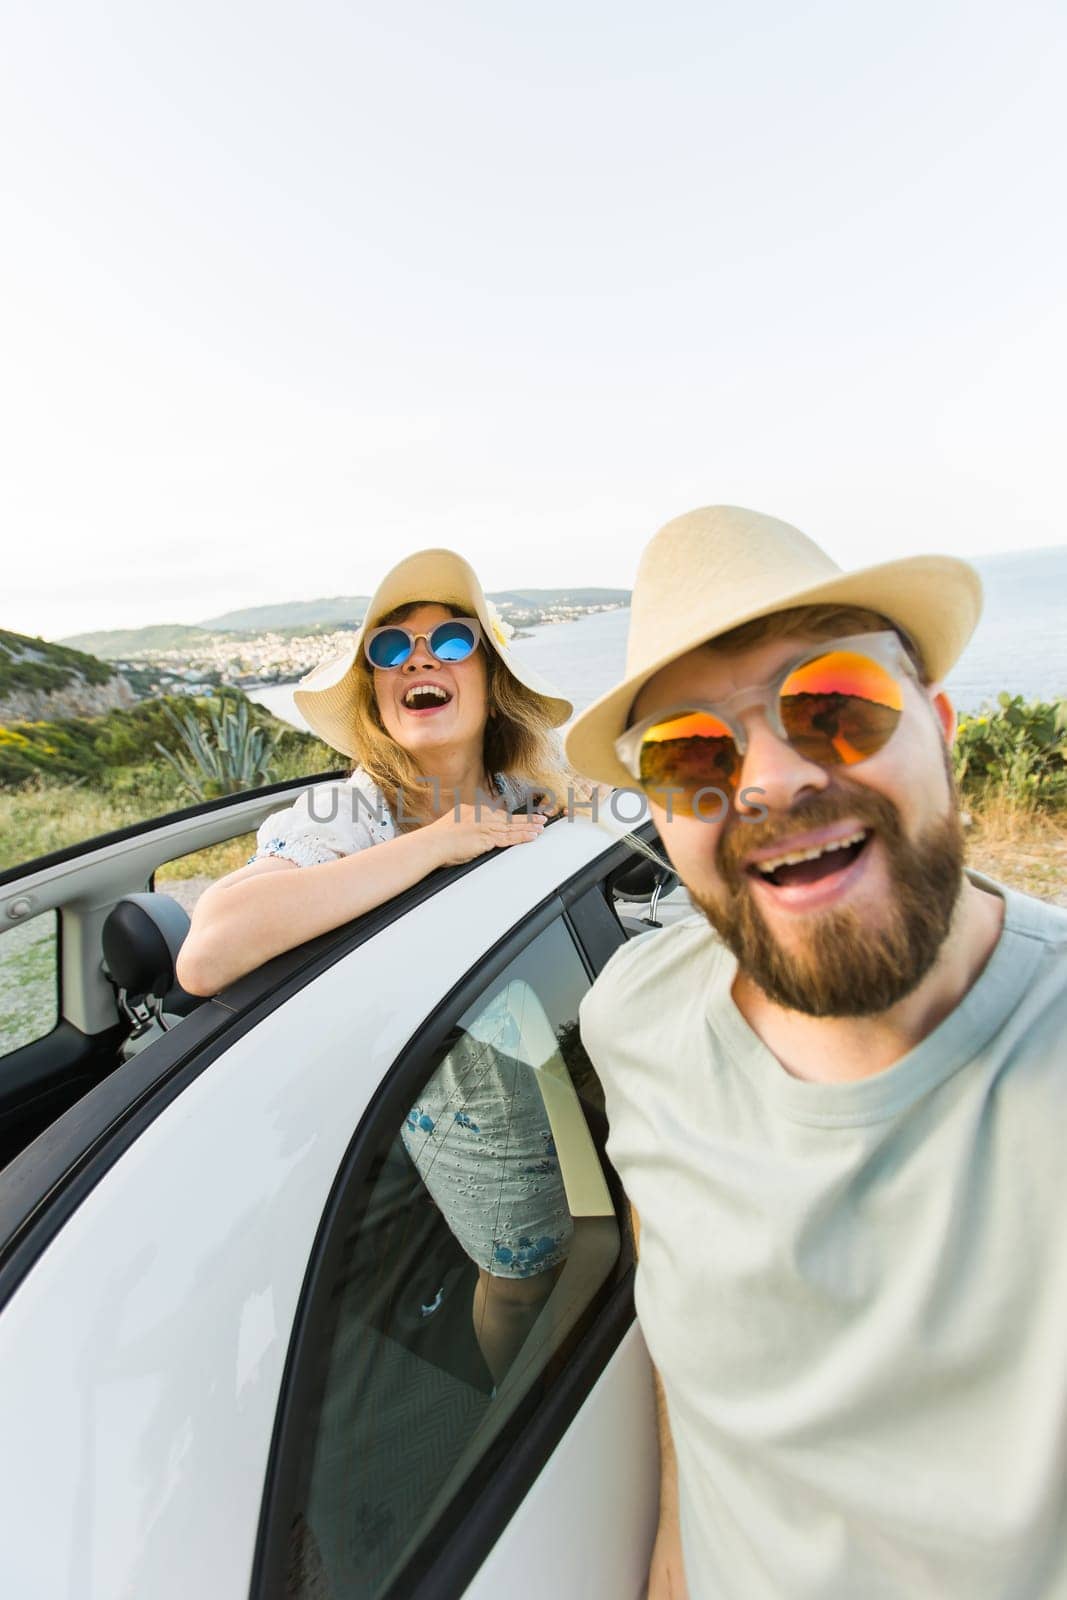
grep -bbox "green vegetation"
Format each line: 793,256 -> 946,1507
58,623 -> 220,657
0,914 -> 57,1056
954,695 -> 1067,813
0,629 -> 116,696
200,597 -> 372,631
0,691 -> 266,786
0,692 -> 339,871
155,697 -> 281,802
0,688 -> 333,790
6,677 -> 1062,883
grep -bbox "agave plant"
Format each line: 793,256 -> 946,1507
154,696 -> 280,802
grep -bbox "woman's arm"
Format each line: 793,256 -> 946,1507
472,1262 -> 561,1386
176,804 -> 546,996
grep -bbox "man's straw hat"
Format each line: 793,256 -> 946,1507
294,547 -> 572,757
565,505 -> 983,789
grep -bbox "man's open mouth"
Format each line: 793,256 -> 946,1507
747,828 -> 872,888
402,684 -> 452,711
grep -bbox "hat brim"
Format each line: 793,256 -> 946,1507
292,548 -> 573,757
564,554 -> 982,788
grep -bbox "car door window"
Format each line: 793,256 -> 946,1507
151,830 -> 257,916
281,916 -> 622,1600
0,910 -> 58,1055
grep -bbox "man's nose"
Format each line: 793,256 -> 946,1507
732,711 -> 829,816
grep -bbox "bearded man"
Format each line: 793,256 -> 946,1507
566,506 -> 1067,1600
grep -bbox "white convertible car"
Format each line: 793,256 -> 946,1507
0,777 -> 681,1599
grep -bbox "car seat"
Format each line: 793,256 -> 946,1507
101,892 -> 201,1058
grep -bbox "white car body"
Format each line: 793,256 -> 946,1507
0,789 -> 672,1599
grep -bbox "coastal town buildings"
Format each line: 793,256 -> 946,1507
113,599 -> 628,693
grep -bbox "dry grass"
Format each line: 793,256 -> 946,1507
155,801 -> 1067,902
964,797 -> 1067,906
0,740 -> 333,873
0,783 -> 150,870
0,782 -> 261,877
154,833 -> 257,882
5,767 -> 1067,908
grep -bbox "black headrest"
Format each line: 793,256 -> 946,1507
102,893 -> 191,1001
610,856 -> 677,902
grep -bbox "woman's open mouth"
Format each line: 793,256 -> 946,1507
401,683 -> 453,716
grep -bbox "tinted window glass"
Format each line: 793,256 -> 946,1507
284,917 -> 620,1599
0,910 -> 58,1055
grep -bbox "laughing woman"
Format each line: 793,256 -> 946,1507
177,548 -> 572,997
176,548 -> 575,1381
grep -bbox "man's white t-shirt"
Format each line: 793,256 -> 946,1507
579,871 -> 1067,1599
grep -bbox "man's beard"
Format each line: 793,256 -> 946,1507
692,782 -> 966,1018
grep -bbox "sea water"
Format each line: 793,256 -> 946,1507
250,544 -> 1067,729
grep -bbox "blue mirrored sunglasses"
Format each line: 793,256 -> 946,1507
364,616 -> 483,670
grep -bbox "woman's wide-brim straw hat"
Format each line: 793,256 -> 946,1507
293,547 -> 573,756
565,505 -> 983,789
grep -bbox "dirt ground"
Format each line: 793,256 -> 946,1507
963,809 -> 1067,907
154,874 -> 216,917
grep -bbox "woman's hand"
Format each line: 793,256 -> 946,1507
428,803 -> 547,867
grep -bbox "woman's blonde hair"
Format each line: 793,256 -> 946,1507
348,601 -> 573,826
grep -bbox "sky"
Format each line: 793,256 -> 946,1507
3,0 -> 1065,640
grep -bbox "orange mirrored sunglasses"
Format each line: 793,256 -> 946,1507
615,632 -> 913,813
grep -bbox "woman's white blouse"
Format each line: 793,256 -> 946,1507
252,768 -> 536,868
249,765 -> 571,1285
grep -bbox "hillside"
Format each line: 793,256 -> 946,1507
0,630 -> 137,724
59,622 -> 220,657
202,587 -> 630,630
0,689 -> 314,789
200,597 -> 373,632
62,587 -> 633,655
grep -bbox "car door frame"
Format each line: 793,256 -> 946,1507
0,773 -> 352,1165
251,854 -> 641,1600
0,816 -> 649,1314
